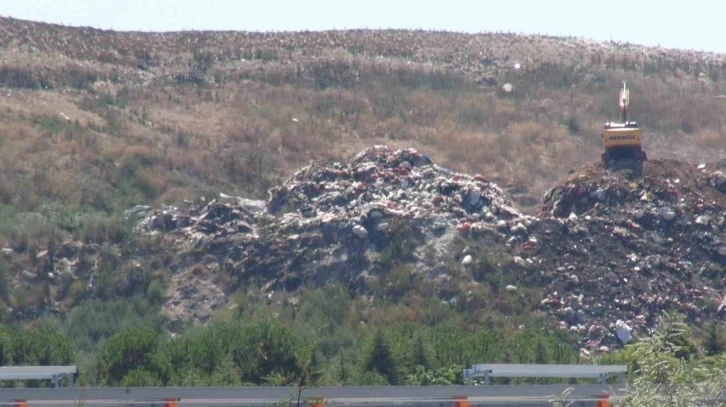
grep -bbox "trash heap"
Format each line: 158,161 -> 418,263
135,145 -> 534,325
135,150 -> 726,347
265,145 -> 530,237
531,159 -> 726,349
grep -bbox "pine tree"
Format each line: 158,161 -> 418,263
534,341 -> 548,385
363,329 -> 399,385
411,335 -> 429,370
535,340 -> 548,364
704,323 -> 725,356
339,349 -> 348,385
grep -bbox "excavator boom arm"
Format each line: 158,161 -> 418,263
619,82 -> 630,122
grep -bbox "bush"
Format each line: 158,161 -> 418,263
97,326 -> 159,385
554,313 -> 726,407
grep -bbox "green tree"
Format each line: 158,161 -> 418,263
0,326 -> 13,366
411,335 -> 429,369
339,349 -> 348,385
553,313 -> 726,407
210,354 -> 243,387
362,329 -> 399,385
97,326 -> 158,385
617,313 -> 726,407
703,323 -> 725,356
11,323 -> 75,366
535,340 -> 548,364
232,320 -> 301,384
291,325 -> 326,407
120,368 -> 162,387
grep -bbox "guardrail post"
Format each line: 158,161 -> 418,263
14,399 -> 27,407
455,395 -> 468,407
164,397 -> 178,407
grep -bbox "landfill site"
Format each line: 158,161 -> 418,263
125,142 -> 726,352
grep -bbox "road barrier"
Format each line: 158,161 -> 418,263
463,364 -> 627,386
0,385 -> 624,407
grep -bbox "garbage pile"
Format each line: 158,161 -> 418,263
531,159 -> 726,349
265,145 -> 530,237
135,150 -> 726,347
135,145 -> 537,325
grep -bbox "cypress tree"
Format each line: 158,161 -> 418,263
339,349 -> 348,385
363,329 -> 399,385
704,323 -> 725,356
411,335 -> 429,369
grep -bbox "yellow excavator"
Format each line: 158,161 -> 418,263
601,82 -> 647,167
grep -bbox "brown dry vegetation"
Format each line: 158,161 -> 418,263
1,16 -> 726,257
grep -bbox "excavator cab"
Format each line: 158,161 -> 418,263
601,82 -> 647,167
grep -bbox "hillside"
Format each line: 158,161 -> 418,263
2,16 -> 726,386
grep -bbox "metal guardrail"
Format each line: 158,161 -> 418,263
0,384 -> 625,407
463,364 -> 628,385
0,366 -> 76,388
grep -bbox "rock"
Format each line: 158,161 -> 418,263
462,255 -> 472,265
21,270 -> 36,283
369,210 -> 384,219
499,205 -> 521,219
695,215 -> 709,225
124,204 -> 151,219
464,189 -> 481,210
352,225 -> 368,239
658,207 -> 677,221
236,221 -> 254,233
237,198 -> 266,213
377,222 -> 390,232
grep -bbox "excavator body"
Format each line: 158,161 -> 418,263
601,82 -> 647,167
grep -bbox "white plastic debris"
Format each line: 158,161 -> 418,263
614,320 -> 632,344
658,207 -> 677,221
590,189 -> 605,200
